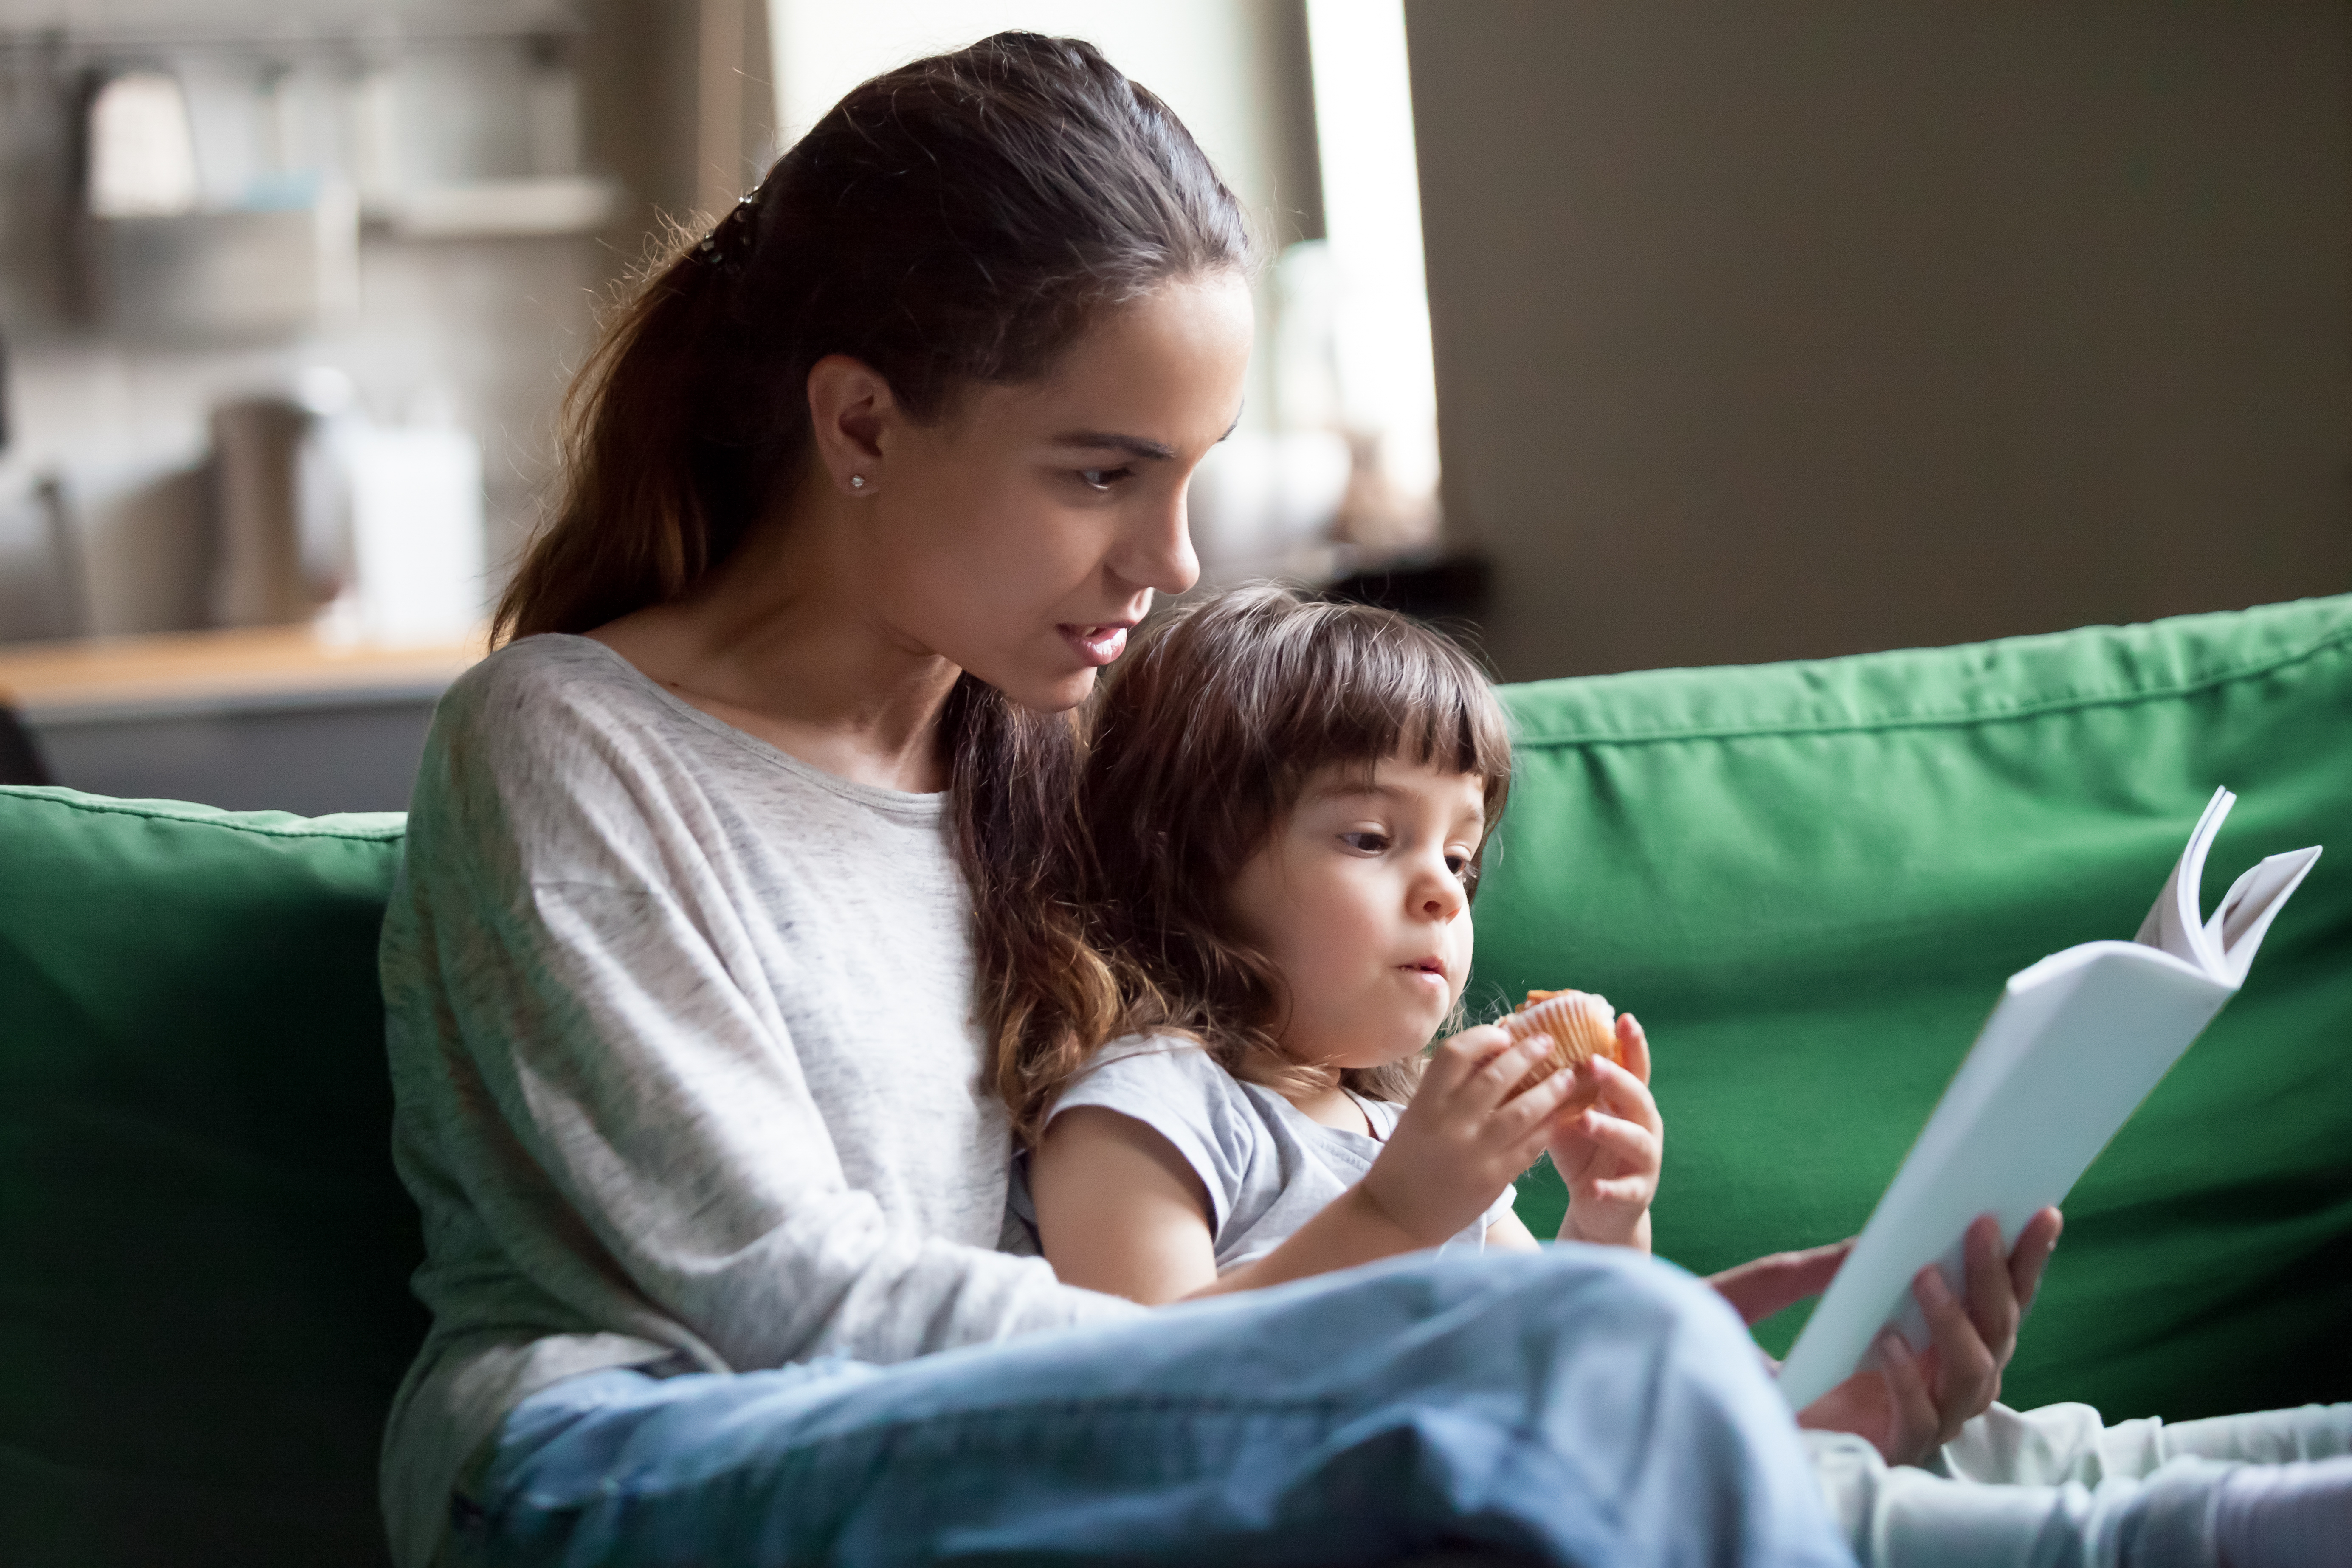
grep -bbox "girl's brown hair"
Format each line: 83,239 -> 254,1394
493,34 -> 1251,1107
1004,585 -> 1514,1143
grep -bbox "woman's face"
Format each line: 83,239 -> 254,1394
857,273 -> 1254,712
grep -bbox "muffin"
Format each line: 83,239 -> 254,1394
1501,988 -> 1620,1101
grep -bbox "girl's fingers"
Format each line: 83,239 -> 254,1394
1616,1012 -> 1652,1086
1496,1057 -> 1598,1131
1468,1031 -> 1557,1105
1425,1025 -> 1513,1092
1583,1058 -> 1663,1134
1558,1107 -> 1658,1172
1584,1177 -> 1656,1212
1509,1117 -> 1565,1174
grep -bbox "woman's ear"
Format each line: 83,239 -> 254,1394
805,354 -> 899,497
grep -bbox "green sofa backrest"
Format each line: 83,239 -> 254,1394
2,594 -> 2346,1567
1481,593 -> 2352,1422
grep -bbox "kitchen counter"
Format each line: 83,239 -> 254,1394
0,624 -> 486,814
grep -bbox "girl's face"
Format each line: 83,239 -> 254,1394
1227,756 -> 1487,1073
854,273 -> 1253,714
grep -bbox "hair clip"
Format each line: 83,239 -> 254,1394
696,191 -> 761,273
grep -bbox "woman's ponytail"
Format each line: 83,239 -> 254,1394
496,245 -> 744,641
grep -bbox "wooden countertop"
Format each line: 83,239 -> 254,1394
0,624 -> 489,720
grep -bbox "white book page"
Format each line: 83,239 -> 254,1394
2131,789 -> 2320,983
2133,787 -> 2236,971
1775,788 -> 2320,1410
2206,850 -> 2323,985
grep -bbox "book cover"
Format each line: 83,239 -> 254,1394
1775,788 -> 2321,1410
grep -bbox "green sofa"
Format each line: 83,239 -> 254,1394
5,595 -> 2348,1567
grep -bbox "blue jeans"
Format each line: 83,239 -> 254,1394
445,1247 -> 1855,1567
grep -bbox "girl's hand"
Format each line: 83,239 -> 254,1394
1360,1024 -> 1594,1247
1549,1013 -> 1662,1252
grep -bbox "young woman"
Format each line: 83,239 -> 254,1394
383,33 -> 1980,1568
1018,585 -> 2352,1568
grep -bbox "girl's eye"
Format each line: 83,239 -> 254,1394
1340,830 -> 1390,855
1445,852 -> 1471,878
1076,467 -> 1133,492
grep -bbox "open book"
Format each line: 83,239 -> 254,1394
1775,788 -> 2321,1410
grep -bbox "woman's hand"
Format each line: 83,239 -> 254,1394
1709,1208 -> 2065,1467
1361,1025 -> 1592,1247
1707,1239 -> 1855,1325
1549,1013 -> 1662,1252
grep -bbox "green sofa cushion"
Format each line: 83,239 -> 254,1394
1483,594 -> 2352,1422
0,790 -> 420,1568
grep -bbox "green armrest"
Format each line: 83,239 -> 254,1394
1483,594 -> 2352,1420
0,791 -> 420,1567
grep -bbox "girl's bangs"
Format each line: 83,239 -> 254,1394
1261,602 -> 1513,817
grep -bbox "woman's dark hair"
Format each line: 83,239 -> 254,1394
1002,585 -> 1515,1145
495,33 -> 1253,1118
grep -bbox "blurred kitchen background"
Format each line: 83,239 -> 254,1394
1,1 -> 2347,814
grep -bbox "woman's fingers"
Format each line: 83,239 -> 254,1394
1915,1261 -> 2000,1441
2010,1206 -> 2063,1316
1876,1331 -> 1942,1464
1786,1216 -> 2047,1461
1960,1215 -> 2021,1367
1709,1239 -> 1854,1325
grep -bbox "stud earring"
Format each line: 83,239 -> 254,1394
850,474 -> 867,490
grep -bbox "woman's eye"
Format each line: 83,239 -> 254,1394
1076,467 -> 1133,492
1340,830 -> 1390,855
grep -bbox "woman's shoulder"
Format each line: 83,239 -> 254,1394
428,634 -> 720,802
439,634 -> 654,741
406,635 -> 710,871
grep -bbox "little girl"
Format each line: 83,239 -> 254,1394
1007,584 -> 1664,1297
1012,583 -> 2349,1568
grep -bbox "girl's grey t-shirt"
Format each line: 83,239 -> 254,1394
1009,1035 -> 1517,1270
377,635 -> 1138,1568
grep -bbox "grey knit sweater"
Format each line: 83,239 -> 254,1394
377,635 -> 1137,1568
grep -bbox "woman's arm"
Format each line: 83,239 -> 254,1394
389,651 -> 1137,1374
